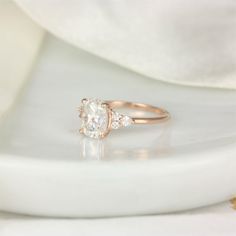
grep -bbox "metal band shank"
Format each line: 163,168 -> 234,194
106,100 -> 170,124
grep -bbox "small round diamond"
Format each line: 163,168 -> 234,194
122,116 -> 133,127
111,112 -> 121,129
111,121 -> 120,129
111,111 -> 133,130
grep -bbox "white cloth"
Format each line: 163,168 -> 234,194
0,0 -> 44,118
14,0 -> 236,89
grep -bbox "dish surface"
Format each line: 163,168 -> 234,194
0,36 -> 235,217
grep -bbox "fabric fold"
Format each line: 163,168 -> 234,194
14,0 -> 236,89
0,0 -> 44,119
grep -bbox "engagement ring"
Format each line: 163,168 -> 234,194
78,98 -> 170,139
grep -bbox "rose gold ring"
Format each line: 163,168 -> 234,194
78,98 -> 170,139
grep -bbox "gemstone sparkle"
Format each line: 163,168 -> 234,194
80,99 -> 109,139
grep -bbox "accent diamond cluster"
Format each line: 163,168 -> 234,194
111,111 -> 133,130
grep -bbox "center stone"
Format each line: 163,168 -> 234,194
81,99 -> 109,139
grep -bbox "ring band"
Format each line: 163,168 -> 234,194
107,100 -> 170,125
78,98 -> 170,139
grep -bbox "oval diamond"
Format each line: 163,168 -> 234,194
80,99 -> 109,139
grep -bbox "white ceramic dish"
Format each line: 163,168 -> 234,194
0,36 -> 235,217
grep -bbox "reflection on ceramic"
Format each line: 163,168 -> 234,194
80,137 -> 104,160
80,122 -> 171,161
0,35 -> 236,217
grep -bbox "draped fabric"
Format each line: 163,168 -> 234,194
14,0 -> 236,89
0,0 -> 44,118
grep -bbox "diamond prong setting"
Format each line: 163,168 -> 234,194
101,103 -> 109,109
78,98 -> 133,139
81,98 -> 88,104
79,128 -> 84,134
79,98 -> 110,139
